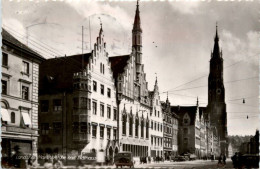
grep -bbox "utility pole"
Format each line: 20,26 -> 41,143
82,26 -> 84,70
89,18 -> 92,50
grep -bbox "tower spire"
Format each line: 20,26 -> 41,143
133,0 -> 142,32
213,22 -> 220,57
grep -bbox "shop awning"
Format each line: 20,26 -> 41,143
22,112 -> 31,125
1,108 -> 10,122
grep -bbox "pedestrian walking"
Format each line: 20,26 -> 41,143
11,145 -> 27,168
231,152 -> 238,168
217,154 -> 223,167
223,154 -> 226,165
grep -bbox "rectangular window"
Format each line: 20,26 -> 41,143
151,137 -> 153,144
80,97 -> 88,108
53,99 -> 62,111
107,106 -> 111,119
53,122 -> 62,134
113,109 -> 117,120
113,128 -> 117,140
2,53 -> 8,66
80,122 -> 87,132
92,101 -> 97,115
88,99 -> 91,110
23,61 -> 29,74
151,121 -> 153,130
22,86 -> 29,100
40,100 -> 49,112
107,128 -> 111,140
41,123 -> 49,135
100,104 -> 104,117
1,80 -> 7,95
92,125 -> 97,138
107,88 -> 111,98
100,126 -> 104,139
93,81 -> 97,92
101,84 -> 104,95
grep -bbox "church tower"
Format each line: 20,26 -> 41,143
132,0 -> 142,77
207,24 -> 228,155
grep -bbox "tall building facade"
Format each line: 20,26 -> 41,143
172,112 -> 179,157
206,25 -> 228,155
39,27 -> 118,163
161,97 -> 173,160
109,1 -> 151,161
172,99 -> 220,158
1,29 -> 45,166
149,78 -> 164,158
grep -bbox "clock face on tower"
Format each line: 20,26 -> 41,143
217,88 -> 221,95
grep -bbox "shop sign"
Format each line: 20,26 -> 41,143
6,126 -> 35,134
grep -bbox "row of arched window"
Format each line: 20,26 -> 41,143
122,113 -> 149,138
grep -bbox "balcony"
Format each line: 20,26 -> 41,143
2,126 -> 37,134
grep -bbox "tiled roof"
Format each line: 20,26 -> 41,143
109,55 -> 130,78
2,28 -> 45,61
39,53 -> 91,94
171,106 -> 197,125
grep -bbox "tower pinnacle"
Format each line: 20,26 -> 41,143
213,22 -> 220,57
133,0 -> 142,32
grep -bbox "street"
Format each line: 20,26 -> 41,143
61,159 -> 234,169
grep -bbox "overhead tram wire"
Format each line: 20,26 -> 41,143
3,24 -> 65,56
4,28 -> 58,58
163,76 -> 258,93
3,24 -> 64,57
163,53 -> 259,93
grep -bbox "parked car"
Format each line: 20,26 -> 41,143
189,154 -> 197,161
240,154 -> 259,168
114,151 -> 134,168
172,156 -> 188,162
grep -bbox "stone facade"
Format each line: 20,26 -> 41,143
1,29 -> 45,166
149,78 -> 164,159
161,98 -> 173,160
39,27 -> 118,163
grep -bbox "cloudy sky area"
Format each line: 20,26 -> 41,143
3,0 -> 259,136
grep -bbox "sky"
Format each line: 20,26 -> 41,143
2,0 -> 259,136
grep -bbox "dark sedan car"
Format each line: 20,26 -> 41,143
114,151 -> 134,168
